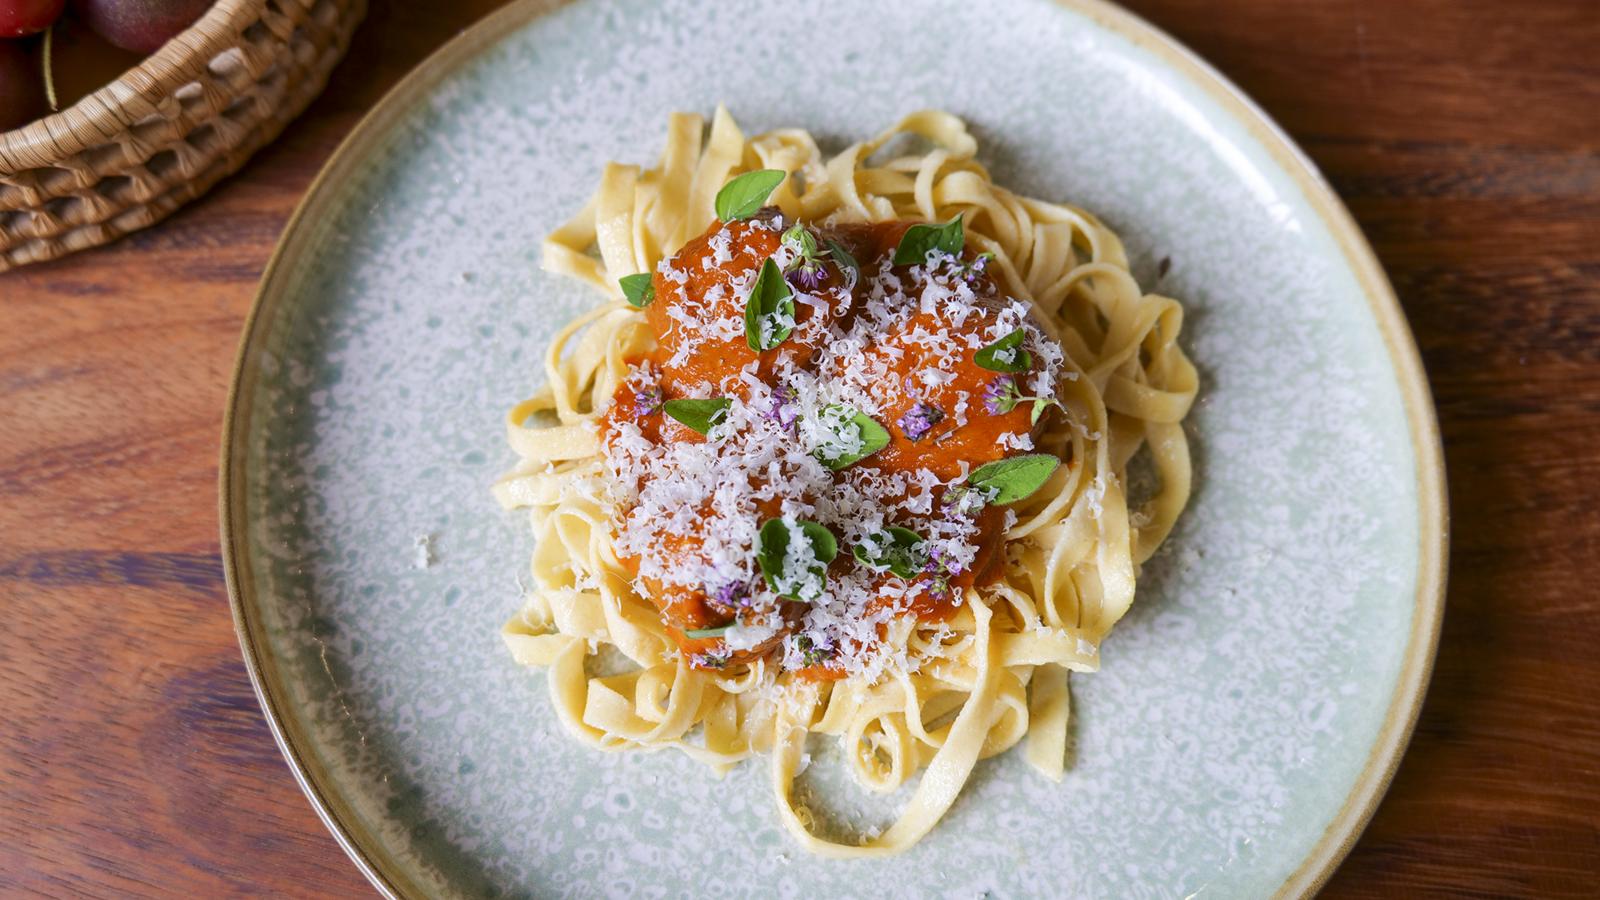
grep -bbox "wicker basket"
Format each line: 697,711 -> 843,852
0,0 -> 365,272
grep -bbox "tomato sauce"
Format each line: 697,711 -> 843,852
598,213 -> 1050,670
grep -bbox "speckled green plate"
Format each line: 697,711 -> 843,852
221,0 -> 1446,896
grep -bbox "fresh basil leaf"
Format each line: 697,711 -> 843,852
618,272 -> 654,308
744,258 -> 796,351
715,169 -> 786,221
975,328 -> 1032,373
816,405 -> 890,470
662,397 -> 731,435
800,521 -> 839,563
967,453 -> 1061,504
893,215 -> 965,265
823,238 -> 859,283
799,521 -> 838,563
851,526 -> 926,579
756,518 -> 838,601
684,623 -> 732,639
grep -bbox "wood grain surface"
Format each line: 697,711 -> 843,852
2,1 -> 1597,896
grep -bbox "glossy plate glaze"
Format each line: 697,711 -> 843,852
222,0 -> 1446,896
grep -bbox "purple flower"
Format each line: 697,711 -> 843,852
691,652 -> 729,669
943,485 -> 990,518
961,252 -> 994,286
941,486 -> 972,513
764,382 -> 798,431
921,545 -> 965,583
923,545 -> 965,577
896,401 -> 944,442
982,376 -> 1020,415
794,633 -> 834,667
785,260 -> 828,292
632,384 -> 663,418
707,580 -> 750,614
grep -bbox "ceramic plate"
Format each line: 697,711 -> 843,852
222,0 -> 1446,896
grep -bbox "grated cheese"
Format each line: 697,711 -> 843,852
598,218 -> 1069,678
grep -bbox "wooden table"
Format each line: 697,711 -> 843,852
3,1 -> 1596,895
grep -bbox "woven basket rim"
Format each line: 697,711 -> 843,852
0,0 -> 264,168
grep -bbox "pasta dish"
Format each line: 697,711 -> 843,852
493,108 -> 1196,855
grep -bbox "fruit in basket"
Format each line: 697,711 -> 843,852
0,0 -> 66,37
46,12 -> 143,107
0,39 -> 47,131
70,0 -> 212,54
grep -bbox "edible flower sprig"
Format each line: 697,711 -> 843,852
958,251 -> 996,285
982,375 -> 1060,425
897,401 -> 944,442
792,634 -> 835,667
764,382 -> 799,432
780,223 -> 828,291
921,545 -> 965,602
705,580 -> 752,616
691,651 -> 730,669
780,223 -> 859,291
631,384 -> 663,418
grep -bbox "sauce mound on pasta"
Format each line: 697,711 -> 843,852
598,210 -> 1068,680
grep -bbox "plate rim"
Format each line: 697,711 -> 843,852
219,1 -> 1448,896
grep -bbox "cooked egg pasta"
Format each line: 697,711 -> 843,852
495,107 -> 1196,856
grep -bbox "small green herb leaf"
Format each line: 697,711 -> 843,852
967,453 -> 1061,504
744,258 -> 796,351
851,526 -> 926,579
756,518 -> 838,602
816,405 -> 890,470
662,398 -> 731,435
618,272 -> 654,308
1030,397 -> 1057,426
823,238 -> 859,283
715,169 -> 786,221
684,623 -> 732,639
975,328 -> 1032,373
800,522 -> 838,563
893,215 -> 965,265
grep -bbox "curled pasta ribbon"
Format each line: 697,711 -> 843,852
499,109 -> 1197,854
769,598 -> 1005,856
